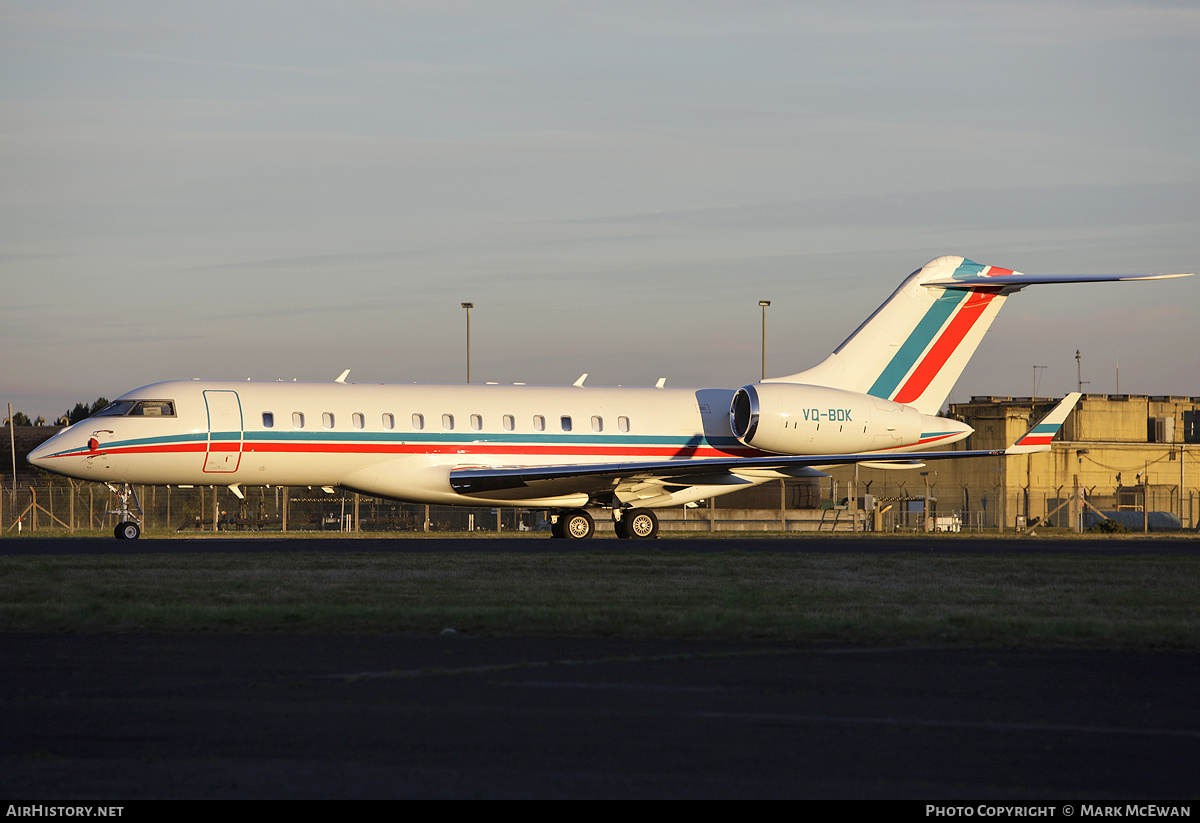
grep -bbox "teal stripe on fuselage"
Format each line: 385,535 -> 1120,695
248,430 -> 720,446
87,429 -> 745,453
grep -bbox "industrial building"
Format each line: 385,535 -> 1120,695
6,394 -> 1199,534
822,395 -> 1200,531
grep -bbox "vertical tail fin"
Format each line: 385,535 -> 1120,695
769,256 -> 1012,414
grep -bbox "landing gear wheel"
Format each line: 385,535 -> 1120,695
615,509 -> 657,539
560,509 -> 595,540
115,521 -> 141,541
550,518 -> 565,539
105,483 -> 144,541
623,508 -> 658,539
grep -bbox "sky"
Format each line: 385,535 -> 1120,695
2,0 -> 1198,421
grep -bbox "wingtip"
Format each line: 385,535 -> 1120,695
1005,393 -> 1082,454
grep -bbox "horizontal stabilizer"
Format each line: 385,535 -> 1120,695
773,257 -> 1191,417
924,272 -> 1193,290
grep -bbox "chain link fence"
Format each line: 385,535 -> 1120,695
0,480 -> 546,535
3,477 -> 1195,535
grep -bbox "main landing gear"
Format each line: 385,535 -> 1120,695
548,507 -> 659,540
551,508 -> 595,539
614,508 -> 659,540
106,482 -> 143,540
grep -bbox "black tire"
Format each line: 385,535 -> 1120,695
624,508 -> 658,539
550,518 -> 565,538
115,521 -> 141,541
560,509 -> 594,540
614,516 -> 632,539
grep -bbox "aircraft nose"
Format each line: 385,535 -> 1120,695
27,428 -> 74,471
27,436 -> 56,470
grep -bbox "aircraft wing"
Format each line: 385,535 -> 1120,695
447,449 -> 994,500
448,393 -> 1082,501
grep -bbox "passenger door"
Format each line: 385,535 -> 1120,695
203,390 -> 243,473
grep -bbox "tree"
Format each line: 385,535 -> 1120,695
65,398 -> 110,424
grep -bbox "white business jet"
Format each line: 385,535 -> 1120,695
28,256 -> 1191,540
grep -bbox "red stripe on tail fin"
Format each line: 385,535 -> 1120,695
892,290 -> 998,404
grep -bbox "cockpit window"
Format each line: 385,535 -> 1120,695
130,400 -> 175,417
93,400 -> 175,418
93,401 -> 136,417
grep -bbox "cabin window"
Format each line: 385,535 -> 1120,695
470,414 -> 482,431
503,414 -> 515,431
262,412 -> 275,429
533,415 -> 545,432
618,416 -> 630,433
352,412 -> 364,430
292,412 -> 305,429
591,415 -> 602,433
322,412 -> 335,430
412,413 -> 424,430
561,416 -> 572,432
382,413 -> 395,430
442,414 -> 454,431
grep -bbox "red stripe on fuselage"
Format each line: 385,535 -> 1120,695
79,441 -> 763,460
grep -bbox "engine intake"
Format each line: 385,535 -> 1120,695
730,382 -> 925,455
730,385 -> 760,441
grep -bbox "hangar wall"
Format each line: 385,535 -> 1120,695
822,395 -> 1200,530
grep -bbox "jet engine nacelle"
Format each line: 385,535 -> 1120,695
729,383 -> 925,455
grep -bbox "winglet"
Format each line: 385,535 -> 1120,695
1005,393 -> 1081,455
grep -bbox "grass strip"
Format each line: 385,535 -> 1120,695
0,551 -> 1196,649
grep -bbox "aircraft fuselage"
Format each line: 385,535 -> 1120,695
30,378 -> 966,507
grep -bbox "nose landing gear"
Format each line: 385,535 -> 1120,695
115,521 -> 141,540
106,482 -> 144,540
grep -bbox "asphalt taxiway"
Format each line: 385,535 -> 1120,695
2,535 -> 1197,798
2,634 -> 1197,799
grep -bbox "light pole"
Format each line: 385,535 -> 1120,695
1033,365 -> 1047,398
759,300 -> 771,381
461,303 -> 473,383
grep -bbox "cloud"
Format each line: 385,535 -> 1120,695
568,182 -> 1200,235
